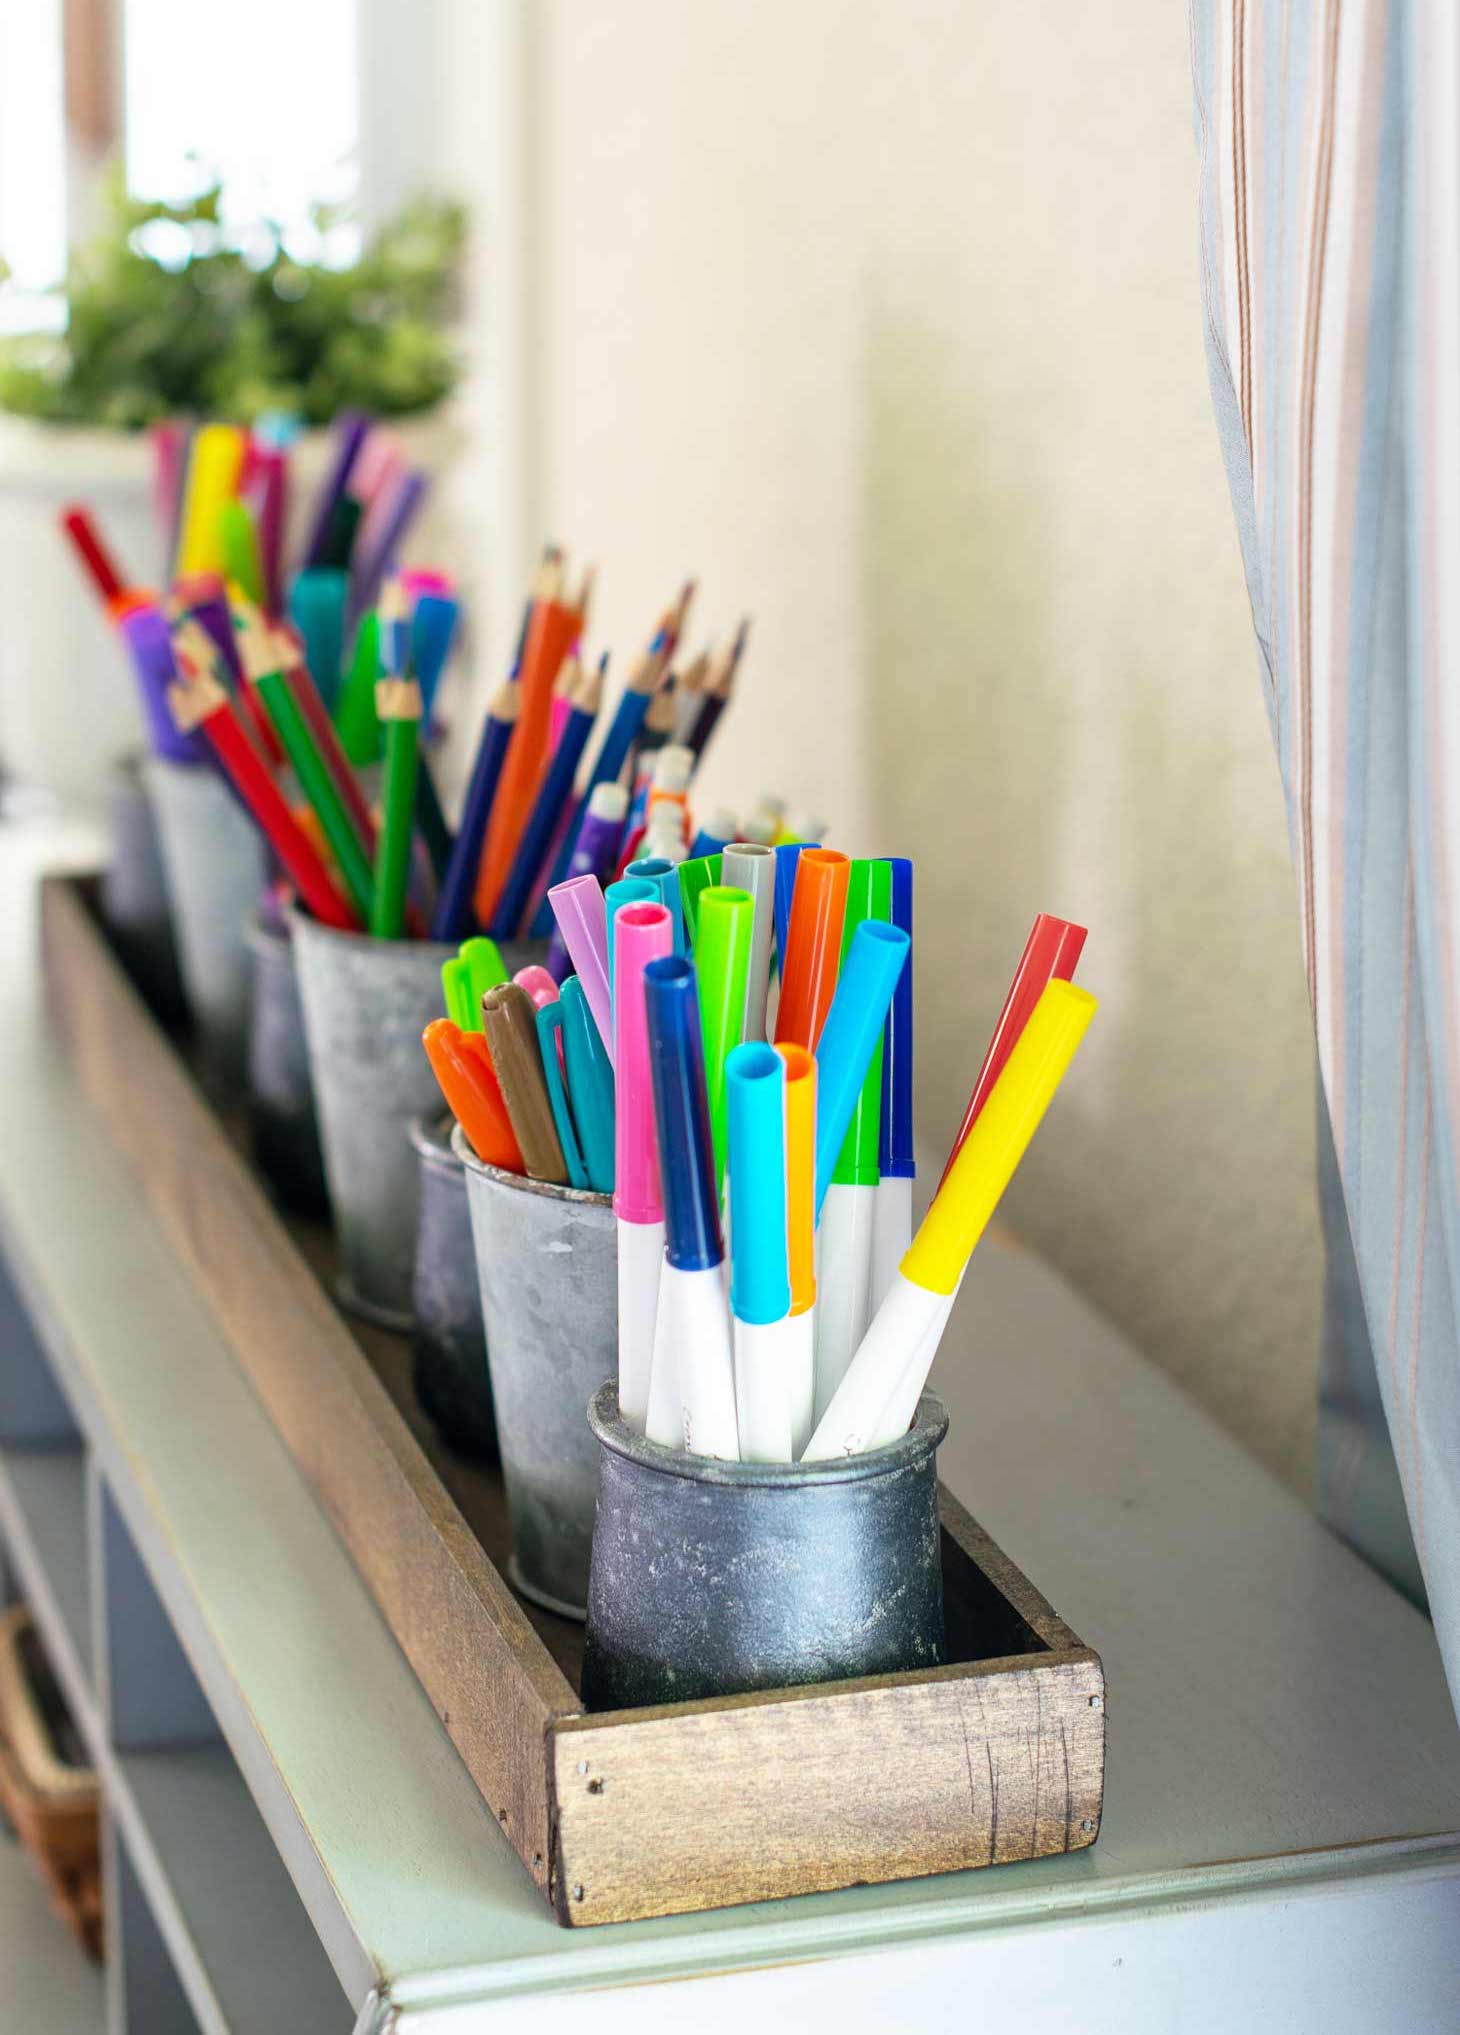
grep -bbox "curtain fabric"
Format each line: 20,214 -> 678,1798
1188,0 -> 1459,1702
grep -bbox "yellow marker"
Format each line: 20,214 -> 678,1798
804,979 -> 1096,1457
176,424 -> 246,578
776,1042 -> 818,1455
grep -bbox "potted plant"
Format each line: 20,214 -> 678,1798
0,171 -> 466,796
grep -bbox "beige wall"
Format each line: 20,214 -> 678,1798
444,0 -> 1324,1494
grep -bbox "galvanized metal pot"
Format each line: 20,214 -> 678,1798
101,753 -> 186,1028
290,911 -> 454,1328
247,913 -> 329,1218
410,1113 -> 496,1460
581,1386 -> 949,1711
142,756 -> 265,1095
455,1127 -> 615,1620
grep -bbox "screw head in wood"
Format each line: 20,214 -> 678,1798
1089,1695 -> 1103,1711
1081,1818 -> 1096,1833
572,1884 -> 586,1902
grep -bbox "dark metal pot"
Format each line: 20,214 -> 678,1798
101,754 -> 187,1028
410,1113 -> 497,1461
247,913 -> 329,1218
581,1385 -> 949,1711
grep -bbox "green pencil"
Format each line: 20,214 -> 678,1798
372,678 -> 422,939
255,665 -> 376,924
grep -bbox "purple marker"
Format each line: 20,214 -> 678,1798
186,592 -> 246,692
118,606 -> 209,765
545,781 -> 630,980
302,409 -> 370,571
348,468 -> 429,632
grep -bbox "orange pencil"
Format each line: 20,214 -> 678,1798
422,1019 -> 526,1172
473,550 -> 585,924
773,848 -> 850,1050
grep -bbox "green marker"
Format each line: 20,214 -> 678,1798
218,499 -> 265,607
677,853 -> 723,947
695,885 -> 754,1197
335,611 -> 383,766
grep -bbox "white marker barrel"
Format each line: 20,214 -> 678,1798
870,1172 -> 913,1314
662,1259 -> 740,1460
616,1217 -> 664,1431
787,1306 -> 816,1459
802,1271 -> 947,1459
812,1179 -> 875,1422
733,1313 -> 794,1462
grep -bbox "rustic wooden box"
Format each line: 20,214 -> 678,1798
40,872 -> 1106,1926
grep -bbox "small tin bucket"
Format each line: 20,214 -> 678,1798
142,756 -> 265,1095
454,1127 -> 615,1620
247,913 -> 329,1218
581,1385 -> 949,1711
410,1113 -> 496,1460
289,911 -> 455,1327
100,754 -> 186,1028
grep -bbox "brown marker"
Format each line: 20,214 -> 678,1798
481,983 -> 568,1185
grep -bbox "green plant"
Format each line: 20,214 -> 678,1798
0,168 -> 465,430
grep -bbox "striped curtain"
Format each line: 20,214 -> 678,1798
1188,0 -> 1460,1705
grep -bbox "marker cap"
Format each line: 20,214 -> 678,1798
773,840 -> 818,967
409,592 -> 459,715
547,874 -> 611,1053
694,885 -> 754,1192
677,853 -> 723,943
777,1043 -> 817,1315
626,855 -> 684,955
774,848 -> 849,1049
721,842 -> 776,1042
829,859 -> 894,1190
726,1044 -> 790,1324
605,876 -> 659,1006
643,955 -> 722,1271
612,900 -> 672,1221
879,857 -> 915,1179
905,979 -> 1097,1295
813,916 -> 909,1210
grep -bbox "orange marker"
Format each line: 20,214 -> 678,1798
422,1019 -> 525,1173
773,849 -> 850,1050
776,1041 -> 818,1456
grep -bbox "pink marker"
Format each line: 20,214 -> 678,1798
548,874 -> 612,1060
513,963 -> 560,1011
613,900 -> 672,1431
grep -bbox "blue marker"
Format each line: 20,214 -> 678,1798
726,1044 -> 794,1460
626,854 -> 684,956
773,841 -> 819,975
560,976 -> 615,1193
642,957 -> 739,1459
605,877 -> 657,1025
812,919 -> 911,1216
410,593 -> 460,719
536,1001 -> 589,1190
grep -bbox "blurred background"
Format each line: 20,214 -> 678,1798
0,0 -> 1321,1498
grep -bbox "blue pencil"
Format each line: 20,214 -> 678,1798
490,659 -> 604,938
541,628 -> 668,899
430,678 -> 518,941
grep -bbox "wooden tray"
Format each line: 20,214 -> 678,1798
40,872 -> 1106,1926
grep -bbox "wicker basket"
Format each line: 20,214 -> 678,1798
0,1604 -> 102,1959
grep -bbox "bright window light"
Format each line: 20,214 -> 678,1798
0,0 -> 67,330
123,0 -> 360,258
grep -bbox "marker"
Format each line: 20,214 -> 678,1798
301,409 -> 369,571
773,841 -> 819,972
727,1044 -> 792,1461
777,1043 -> 819,1456
804,980 -> 1097,1459
548,874 -> 613,1058
482,982 -> 568,1184
677,853 -> 723,946
721,842 -> 775,1041
694,886 -> 754,1197
560,975 -> 615,1193
431,680 -> 519,940
536,1001 -> 589,1189
774,847 -> 850,1049
439,937 -> 506,1031
422,1018 -> 525,1172
613,900 -> 673,1430
59,502 -> 126,607
644,957 -> 739,1460
334,610 -> 382,767
218,499 -> 265,607
625,855 -> 684,955
289,566 -> 349,714
410,593 -> 459,718
940,913 -> 1088,1185
605,876 -> 657,1024
813,868 -> 899,1419
175,423 -> 246,578
118,606 -> 210,765
513,963 -> 560,1011
872,858 -> 915,1310
349,466 -> 429,628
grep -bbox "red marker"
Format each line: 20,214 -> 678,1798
59,504 -> 126,607
939,913 -> 1087,1187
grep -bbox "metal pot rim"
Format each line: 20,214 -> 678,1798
451,1120 -> 613,1209
285,901 -> 457,963
411,1109 -> 462,1168
587,1381 -> 948,1489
